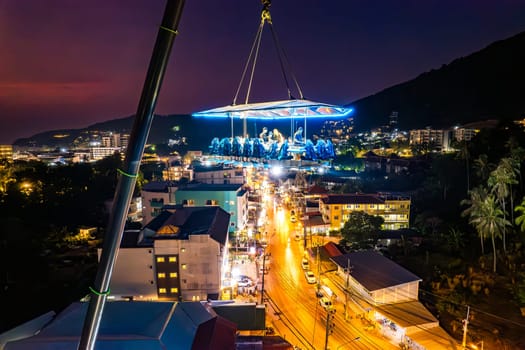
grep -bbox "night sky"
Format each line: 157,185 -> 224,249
1,0 -> 525,144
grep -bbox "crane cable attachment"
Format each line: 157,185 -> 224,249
233,0 -> 304,107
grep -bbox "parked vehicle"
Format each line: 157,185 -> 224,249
304,270 -> 317,284
301,258 -> 309,270
319,296 -> 333,310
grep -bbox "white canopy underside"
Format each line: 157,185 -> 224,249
192,99 -> 353,119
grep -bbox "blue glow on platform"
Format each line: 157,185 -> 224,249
192,99 -> 353,119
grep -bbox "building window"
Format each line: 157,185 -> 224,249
171,287 -> 178,293
169,256 -> 176,262
182,264 -> 187,270
159,288 -> 167,294
156,257 -> 165,263
170,272 -> 178,278
157,273 -> 166,278
334,206 -> 339,210
334,216 -> 339,220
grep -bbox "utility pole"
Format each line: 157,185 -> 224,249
324,308 -> 336,350
260,251 -> 269,304
462,305 -> 470,349
316,244 -> 321,296
344,258 -> 350,321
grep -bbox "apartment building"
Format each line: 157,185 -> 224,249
107,206 -> 230,302
319,193 -> 410,230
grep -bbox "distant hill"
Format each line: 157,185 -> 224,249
14,30 -> 525,148
13,113 -> 328,151
349,30 -> 525,131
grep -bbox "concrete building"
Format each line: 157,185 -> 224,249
409,128 -> 448,151
141,181 -> 179,224
453,127 -> 478,142
107,206 -> 230,302
193,164 -> 245,184
319,193 -> 411,231
175,183 -> 249,233
0,145 -> 13,161
89,147 -> 121,161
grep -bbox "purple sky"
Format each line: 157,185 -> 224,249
1,0 -> 525,144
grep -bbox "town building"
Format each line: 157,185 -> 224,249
331,251 -> 457,350
175,183 -> 249,233
452,126 -> 478,142
409,128 -> 449,151
107,206 -> 230,302
319,193 -> 410,231
0,145 -> 13,161
193,163 -> 246,184
141,181 -> 179,224
1,301 -> 238,350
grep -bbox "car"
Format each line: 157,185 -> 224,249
319,296 -> 333,310
290,215 -> 297,223
294,233 -> 301,241
301,258 -> 309,270
304,270 -> 317,284
236,276 -> 253,287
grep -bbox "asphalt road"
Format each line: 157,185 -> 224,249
259,201 -> 399,350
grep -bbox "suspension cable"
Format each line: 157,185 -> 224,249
233,21 -> 264,105
245,20 -> 265,104
268,22 -> 304,100
233,0 -> 305,105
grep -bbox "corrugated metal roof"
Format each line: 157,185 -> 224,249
331,251 -> 421,291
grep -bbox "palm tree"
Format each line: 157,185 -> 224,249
509,146 -> 524,192
461,186 -> 489,255
488,160 -> 517,253
516,196 -> 525,233
446,227 -> 465,254
473,154 -> 493,184
468,194 -> 511,272
500,157 -> 520,222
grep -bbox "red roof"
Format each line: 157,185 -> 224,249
323,242 -> 343,258
307,184 -> 327,194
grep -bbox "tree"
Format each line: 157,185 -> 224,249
461,186 -> 489,255
515,196 -> 525,233
499,157 -> 521,222
446,227 -> 465,254
0,162 -> 15,194
468,194 -> 511,272
473,154 -> 493,184
340,211 -> 384,243
488,159 -> 517,253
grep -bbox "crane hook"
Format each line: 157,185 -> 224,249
261,0 -> 272,24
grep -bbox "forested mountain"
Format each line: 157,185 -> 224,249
349,31 -> 525,131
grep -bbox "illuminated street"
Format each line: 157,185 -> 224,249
258,188 -> 399,350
